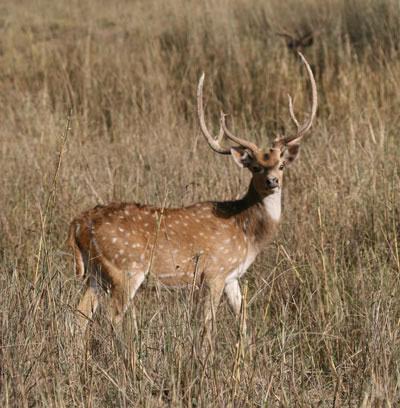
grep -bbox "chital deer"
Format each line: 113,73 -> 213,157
69,53 -> 317,336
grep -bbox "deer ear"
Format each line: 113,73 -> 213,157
230,147 -> 254,168
282,143 -> 300,166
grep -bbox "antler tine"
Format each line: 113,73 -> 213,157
220,112 -> 260,154
282,52 -> 318,145
197,73 -> 231,155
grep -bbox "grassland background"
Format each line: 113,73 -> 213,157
1,0 -> 400,406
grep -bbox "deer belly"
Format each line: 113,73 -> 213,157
151,252 -> 202,287
157,273 -> 197,287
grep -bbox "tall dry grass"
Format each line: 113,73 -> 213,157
1,0 -> 400,406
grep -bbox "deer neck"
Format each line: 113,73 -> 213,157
261,188 -> 282,222
214,182 -> 282,249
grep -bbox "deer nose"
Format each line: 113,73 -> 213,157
266,176 -> 279,189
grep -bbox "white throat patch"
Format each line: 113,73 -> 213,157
263,189 -> 282,221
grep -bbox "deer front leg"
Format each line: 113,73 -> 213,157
224,279 -> 242,316
224,279 -> 247,335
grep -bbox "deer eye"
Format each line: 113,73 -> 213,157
279,163 -> 285,170
252,165 -> 263,174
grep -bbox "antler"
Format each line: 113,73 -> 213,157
220,112 -> 261,154
275,52 -> 318,148
197,73 -> 231,155
197,74 -> 261,155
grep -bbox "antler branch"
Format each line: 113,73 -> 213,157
197,73 -> 231,155
220,112 -> 260,154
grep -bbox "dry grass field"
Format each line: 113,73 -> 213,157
1,0 -> 400,406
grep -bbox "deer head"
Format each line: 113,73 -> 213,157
197,52 -> 317,199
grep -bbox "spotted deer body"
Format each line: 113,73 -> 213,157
70,52 -> 317,334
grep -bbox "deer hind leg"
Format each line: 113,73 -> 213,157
107,271 -> 145,329
76,279 -> 100,335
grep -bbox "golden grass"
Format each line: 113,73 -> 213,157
1,0 -> 400,406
